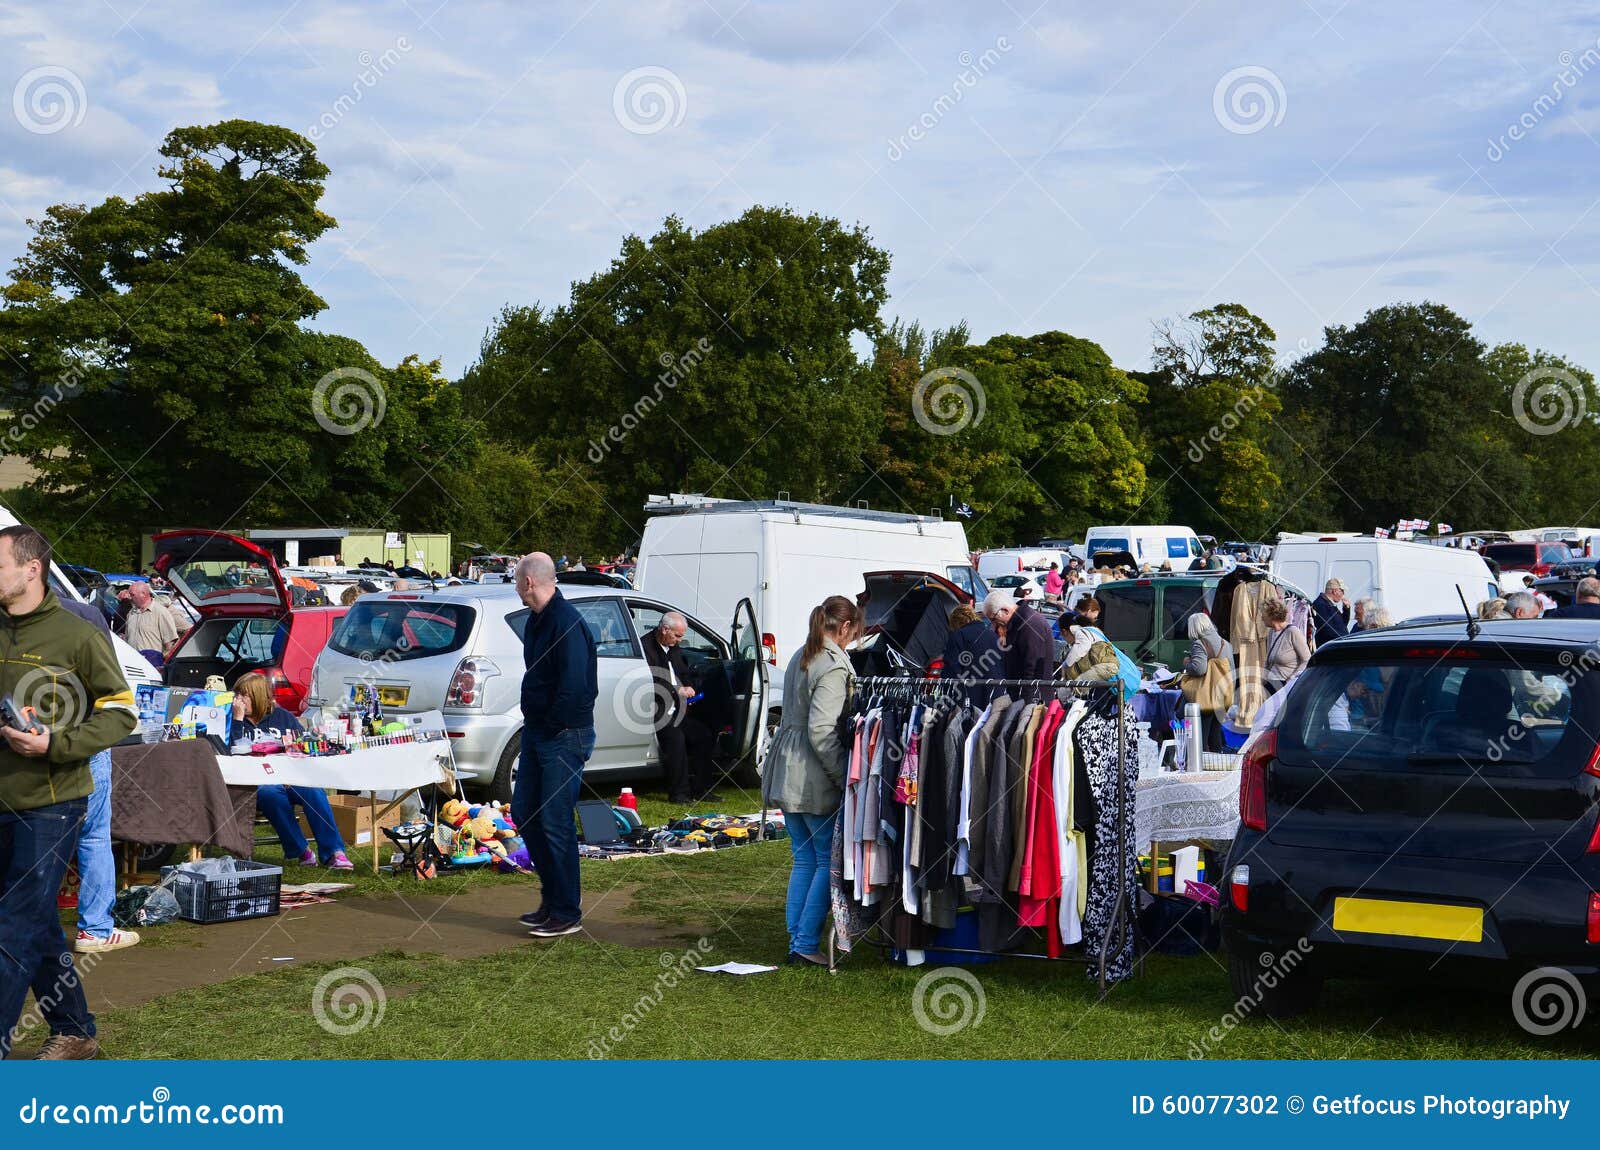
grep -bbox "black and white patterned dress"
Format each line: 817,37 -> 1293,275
1077,703 -> 1139,983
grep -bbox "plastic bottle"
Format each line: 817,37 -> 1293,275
617,787 -> 638,812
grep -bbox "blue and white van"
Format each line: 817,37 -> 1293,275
1081,525 -> 1206,571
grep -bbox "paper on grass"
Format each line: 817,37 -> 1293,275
696,961 -> 778,976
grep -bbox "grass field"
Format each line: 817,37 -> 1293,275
92,789 -> 1599,1060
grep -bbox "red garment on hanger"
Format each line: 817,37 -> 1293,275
1017,700 -> 1066,955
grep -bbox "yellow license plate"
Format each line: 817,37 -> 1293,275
376,686 -> 410,707
1332,896 -> 1483,943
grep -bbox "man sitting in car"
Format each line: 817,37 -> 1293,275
641,613 -> 718,805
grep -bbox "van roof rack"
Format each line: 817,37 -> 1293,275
642,496 -> 943,526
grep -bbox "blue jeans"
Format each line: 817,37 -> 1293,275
257,786 -> 347,862
512,726 -> 595,923
0,798 -> 94,1057
783,809 -> 836,955
77,751 -> 115,937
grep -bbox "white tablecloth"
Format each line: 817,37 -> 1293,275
1134,769 -> 1241,851
215,738 -> 455,791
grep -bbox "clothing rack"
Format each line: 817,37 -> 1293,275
846,675 -> 1133,992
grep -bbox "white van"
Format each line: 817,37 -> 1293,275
1270,536 -> 1498,623
635,496 -> 981,693
976,548 -> 1066,581
1082,525 -> 1206,571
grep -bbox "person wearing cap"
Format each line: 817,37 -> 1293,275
1312,578 -> 1352,646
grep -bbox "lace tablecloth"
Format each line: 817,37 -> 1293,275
1134,769 -> 1241,851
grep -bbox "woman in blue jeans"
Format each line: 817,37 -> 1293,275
760,596 -> 860,966
231,672 -> 352,870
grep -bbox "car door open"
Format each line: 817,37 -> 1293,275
729,597 -> 767,764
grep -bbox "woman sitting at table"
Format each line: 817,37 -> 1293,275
231,672 -> 353,871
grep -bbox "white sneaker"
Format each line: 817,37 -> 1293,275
74,929 -> 140,954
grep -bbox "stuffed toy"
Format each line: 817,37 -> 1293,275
439,799 -> 472,828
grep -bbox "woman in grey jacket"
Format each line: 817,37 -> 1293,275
761,595 -> 860,966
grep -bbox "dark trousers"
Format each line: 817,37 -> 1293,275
658,715 -> 715,801
0,797 -> 94,1057
512,726 -> 595,924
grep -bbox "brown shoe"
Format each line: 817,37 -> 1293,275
34,1035 -> 98,1060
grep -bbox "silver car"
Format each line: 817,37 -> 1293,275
305,583 -> 766,802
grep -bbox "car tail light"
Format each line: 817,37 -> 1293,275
1585,742 -> 1600,780
1240,729 -> 1274,832
929,657 -> 945,676
762,632 -> 777,666
267,667 -> 302,712
1230,864 -> 1250,912
445,656 -> 499,708
1589,893 -> 1600,944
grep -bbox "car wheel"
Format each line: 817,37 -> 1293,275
489,735 -> 520,806
1227,940 -> 1321,1019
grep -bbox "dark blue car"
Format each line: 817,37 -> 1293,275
1222,617 -> 1600,1018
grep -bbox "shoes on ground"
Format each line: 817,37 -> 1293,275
34,1035 -> 98,1060
74,929 -> 140,954
527,917 -> 582,938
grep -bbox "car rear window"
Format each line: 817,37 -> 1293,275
1097,586 -> 1153,642
1277,654 -> 1592,776
330,602 -> 473,661
1483,544 -> 1538,566
178,618 -> 286,663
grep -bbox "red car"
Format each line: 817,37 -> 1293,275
152,530 -> 348,713
1480,540 -> 1573,578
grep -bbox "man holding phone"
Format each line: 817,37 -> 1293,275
641,613 -> 718,804
0,525 -> 137,1059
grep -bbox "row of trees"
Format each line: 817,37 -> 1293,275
2,119 -> 1595,569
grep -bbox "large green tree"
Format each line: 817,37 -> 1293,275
0,119 -> 476,550
950,331 -> 1148,545
1138,303 -> 1283,540
851,319 -> 1021,533
1274,302 -> 1532,532
459,207 -> 891,540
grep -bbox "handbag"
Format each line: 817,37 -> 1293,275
1180,650 -> 1234,714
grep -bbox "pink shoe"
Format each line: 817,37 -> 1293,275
327,851 -> 355,871
296,848 -> 316,865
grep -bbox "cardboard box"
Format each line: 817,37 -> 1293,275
298,793 -> 405,848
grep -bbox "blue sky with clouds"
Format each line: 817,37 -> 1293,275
3,0 -> 1599,378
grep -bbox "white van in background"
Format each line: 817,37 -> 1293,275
1082,525 -> 1206,571
635,496 -> 982,693
1270,535 -> 1498,623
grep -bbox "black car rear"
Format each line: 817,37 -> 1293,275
1221,619 -> 1600,1016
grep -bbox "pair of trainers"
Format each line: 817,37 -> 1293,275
296,848 -> 355,871
519,908 -> 581,937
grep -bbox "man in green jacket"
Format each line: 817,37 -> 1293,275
0,525 -> 136,1060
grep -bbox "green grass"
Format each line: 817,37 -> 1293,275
95,819 -> 1600,1060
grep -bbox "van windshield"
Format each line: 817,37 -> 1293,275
330,602 -> 473,661
1277,655 -> 1588,776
